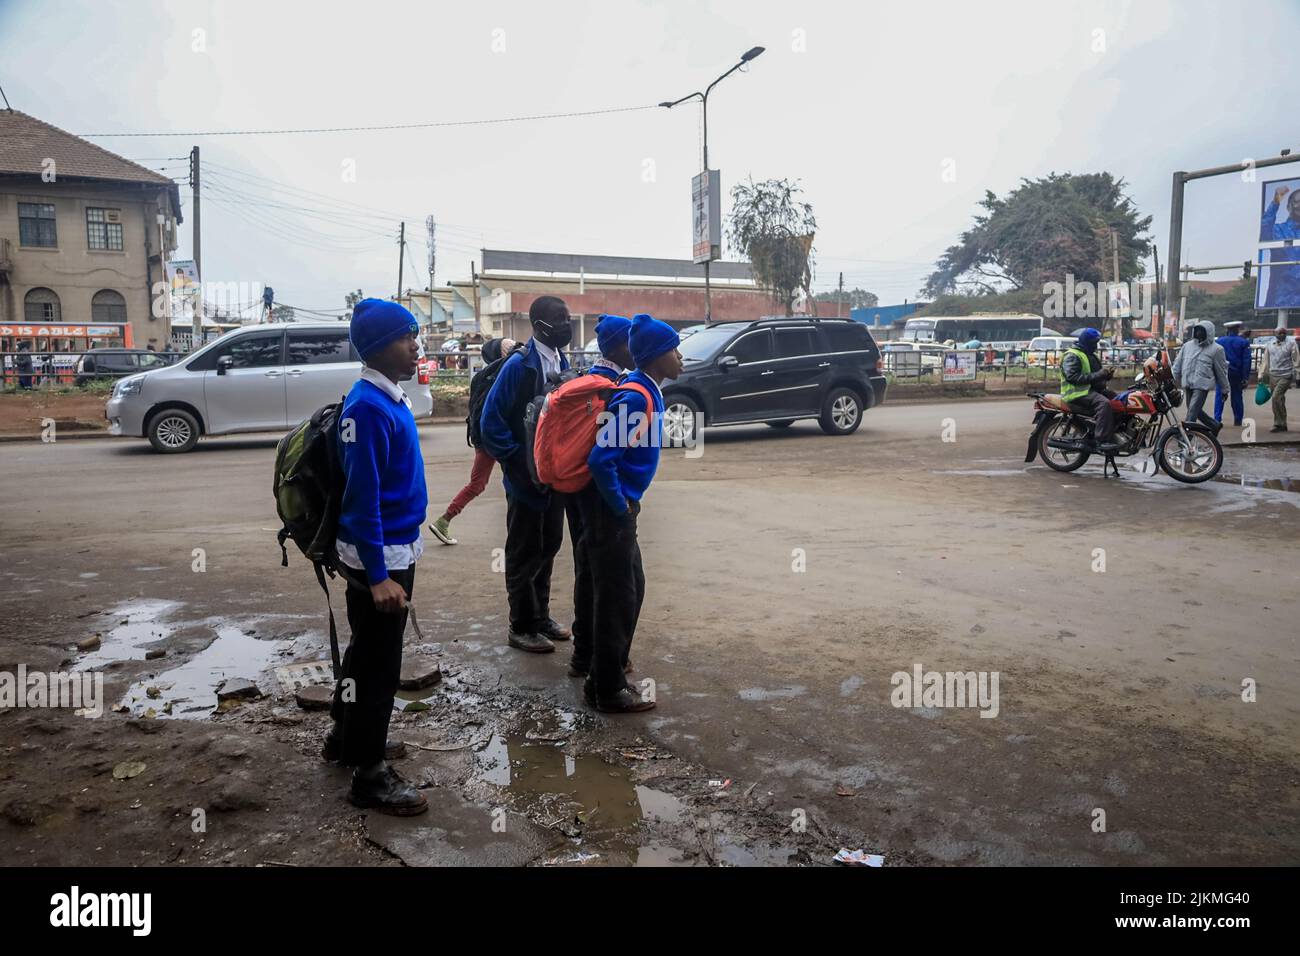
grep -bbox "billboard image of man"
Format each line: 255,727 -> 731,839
1260,180 -> 1300,242
1257,246 -> 1300,310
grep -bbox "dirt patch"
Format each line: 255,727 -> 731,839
0,389 -> 109,436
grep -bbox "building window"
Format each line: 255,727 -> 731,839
18,202 -> 57,248
92,289 -> 127,324
86,207 -> 124,251
24,288 -> 62,323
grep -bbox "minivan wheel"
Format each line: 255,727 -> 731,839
662,395 -> 701,447
818,388 -> 862,436
147,408 -> 200,453
766,419 -> 795,428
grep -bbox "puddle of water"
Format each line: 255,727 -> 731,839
1211,474 -> 1300,493
74,599 -> 183,670
118,626 -> 289,719
472,716 -> 691,865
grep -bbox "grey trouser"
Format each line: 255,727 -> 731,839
1269,374 -> 1293,428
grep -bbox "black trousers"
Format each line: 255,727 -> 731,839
575,482 -> 645,698
567,496 -> 594,661
504,493 -> 567,634
1073,391 -> 1114,441
329,564 -> 415,768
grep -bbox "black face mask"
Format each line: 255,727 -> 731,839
533,318 -> 572,350
1193,327 -> 1207,342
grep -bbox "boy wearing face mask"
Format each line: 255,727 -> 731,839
480,296 -> 582,654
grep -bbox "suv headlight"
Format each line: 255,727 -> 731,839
115,375 -> 145,398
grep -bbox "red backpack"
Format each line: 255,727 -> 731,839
533,375 -> 654,492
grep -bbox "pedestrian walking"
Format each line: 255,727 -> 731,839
1172,320 -> 1229,432
1259,325 -> 1300,432
429,337 -> 518,545
479,296 -> 579,654
323,299 -> 429,815
577,313 -> 682,713
1214,321 -> 1250,426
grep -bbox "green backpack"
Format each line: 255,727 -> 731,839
273,401 -> 364,677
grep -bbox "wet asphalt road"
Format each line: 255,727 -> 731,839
2,397 -> 1298,864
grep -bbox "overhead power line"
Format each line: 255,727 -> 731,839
80,103 -> 657,138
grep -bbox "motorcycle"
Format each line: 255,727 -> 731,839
1024,349 -> 1224,483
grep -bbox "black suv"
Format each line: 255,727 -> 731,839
75,348 -> 177,384
661,318 -> 886,443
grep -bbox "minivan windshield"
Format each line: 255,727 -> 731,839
678,323 -> 747,362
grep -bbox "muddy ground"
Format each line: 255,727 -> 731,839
1,396 -> 1298,866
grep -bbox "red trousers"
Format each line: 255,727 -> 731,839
445,447 -> 496,518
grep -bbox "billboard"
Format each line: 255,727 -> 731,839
1255,246 -> 1300,310
942,350 -> 977,382
1259,178 -> 1300,244
692,169 -> 721,264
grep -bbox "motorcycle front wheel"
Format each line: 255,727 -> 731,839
1155,426 -> 1223,483
1038,416 -> 1091,472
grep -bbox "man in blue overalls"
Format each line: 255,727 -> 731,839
1214,321 -> 1250,426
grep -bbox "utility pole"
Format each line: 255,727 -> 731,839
426,215 -> 436,332
396,221 -> 406,302
471,260 -> 481,338
189,145 -> 201,346
837,271 -> 845,317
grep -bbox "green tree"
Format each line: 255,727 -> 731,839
923,172 -> 1152,298
1185,281 -> 1262,330
727,178 -> 817,316
344,289 -> 364,318
814,287 -> 879,309
271,304 -> 296,323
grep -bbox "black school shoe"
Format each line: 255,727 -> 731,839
508,630 -> 556,654
583,680 -> 655,714
537,618 -> 572,641
323,730 -> 407,764
348,764 -> 428,816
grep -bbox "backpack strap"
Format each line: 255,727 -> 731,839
314,562 -> 343,679
616,381 -> 657,445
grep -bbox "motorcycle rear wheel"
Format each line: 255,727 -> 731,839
1155,426 -> 1223,484
1038,417 -> 1091,472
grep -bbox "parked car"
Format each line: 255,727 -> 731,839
104,322 -> 433,453
659,317 -> 887,444
1024,335 -> 1076,366
76,348 -> 177,384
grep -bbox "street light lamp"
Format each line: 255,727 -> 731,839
661,46 -> 765,325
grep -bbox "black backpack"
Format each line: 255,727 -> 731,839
273,401 -> 365,678
466,355 -> 512,448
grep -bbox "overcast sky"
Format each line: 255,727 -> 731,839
2,0 -> 1296,315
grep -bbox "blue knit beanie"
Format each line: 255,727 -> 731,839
630,313 -> 680,368
350,299 -> 419,360
595,314 -> 632,358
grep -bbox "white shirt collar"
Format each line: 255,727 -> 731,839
592,357 -> 623,374
361,367 -> 409,405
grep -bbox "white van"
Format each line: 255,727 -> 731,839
104,321 -> 433,452
1025,336 -> 1075,367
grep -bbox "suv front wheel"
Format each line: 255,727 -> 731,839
818,387 -> 862,436
662,394 -> 701,447
147,408 -> 200,453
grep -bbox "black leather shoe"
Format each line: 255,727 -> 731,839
582,680 -> 598,708
323,732 -> 406,764
594,686 -> 656,714
508,630 -> 556,654
349,764 -> 428,815
537,618 -> 572,641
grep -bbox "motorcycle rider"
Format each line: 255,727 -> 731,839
1060,327 -> 1118,451
1172,319 -> 1229,434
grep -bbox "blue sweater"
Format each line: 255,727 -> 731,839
1216,335 -> 1251,381
480,339 -> 569,509
587,369 -> 665,514
337,378 -> 428,585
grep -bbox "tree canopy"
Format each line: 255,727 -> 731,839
727,177 -> 817,316
923,172 -> 1152,298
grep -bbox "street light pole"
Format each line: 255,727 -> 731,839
661,46 -> 764,327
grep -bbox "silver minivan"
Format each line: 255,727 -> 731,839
105,321 -> 433,452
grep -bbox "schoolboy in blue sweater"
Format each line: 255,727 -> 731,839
578,313 -> 682,713
326,299 -> 428,815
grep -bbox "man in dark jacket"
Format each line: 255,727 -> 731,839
480,296 -> 582,654
1059,327 -> 1117,450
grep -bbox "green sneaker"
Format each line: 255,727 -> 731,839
429,516 -> 457,545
